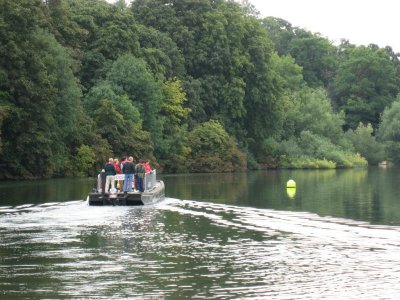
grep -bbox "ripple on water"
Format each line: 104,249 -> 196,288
0,199 -> 400,299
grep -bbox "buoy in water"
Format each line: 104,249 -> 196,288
286,187 -> 296,199
286,179 -> 296,188
286,179 -> 296,198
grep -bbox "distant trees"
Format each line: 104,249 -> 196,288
187,120 -> 246,172
345,123 -> 384,165
0,0 -> 87,178
378,97 -> 400,164
1,0 -> 400,179
262,17 -> 338,88
68,0 -> 141,89
332,46 -> 400,130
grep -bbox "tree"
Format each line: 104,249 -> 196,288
345,123 -> 384,165
332,46 -> 400,130
158,79 -> 191,172
45,0 -> 88,73
270,52 -> 304,92
138,25 -> 186,80
0,0 -> 86,178
0,0 -> 382,177
378,98 -> 400,164
187,120 -> 246,172
69,0 -> 140,89
84,81 -> 142,126
0,104 -> 9,154
261,17 -> 296,56
132,0 -> 284,149
73,144 -> 96,176
288,34 -> 337,88
290,87 -> 345,142
161,79 -> 190,126
242,17 -> 285,154
106,54 -> 164,151
93,99 -> 153,160
262,17 -> 338,88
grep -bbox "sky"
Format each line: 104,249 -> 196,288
248,0 -> 400,53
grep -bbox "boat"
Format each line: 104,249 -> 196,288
378,160 -> 388,168
87,170 -> 165,206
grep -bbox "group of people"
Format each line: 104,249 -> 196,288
101,157 -> 152,194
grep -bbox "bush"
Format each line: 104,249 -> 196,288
344,123 -> 385,165
281,156 -> 336,169
73,145 -> 95,177
378,98 -> 400,164
278,130 -> 367,168
187,120 -> 246,172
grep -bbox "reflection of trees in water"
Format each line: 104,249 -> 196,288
245,168 -> 378,221
293,168 -> 400,224
162,168 -> 400,224
284,169 -> 370,219
162,173 -> 248,203
359,167 -> 400,225
300,169 -> 369,218
0,178 -> 96,206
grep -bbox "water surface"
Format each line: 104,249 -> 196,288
1,168 -> 400,299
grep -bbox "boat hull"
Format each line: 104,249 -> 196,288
88,180 -> 165,206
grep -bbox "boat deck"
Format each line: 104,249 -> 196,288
87,180 -> 165,206
88,191 -> 143,206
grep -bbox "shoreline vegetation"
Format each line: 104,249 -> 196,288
1,0 -> 400,180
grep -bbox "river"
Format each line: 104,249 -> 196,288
1,167 -> 400,299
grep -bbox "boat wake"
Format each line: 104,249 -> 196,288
1,198 -> 400,299
159,199 -> 400,299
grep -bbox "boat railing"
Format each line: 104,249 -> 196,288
96,169 -> 158,193
97,173 -> 103,192
144,169 -> 157,191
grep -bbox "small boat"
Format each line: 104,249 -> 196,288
378,161 -> 388,167
87,170 -> 165,206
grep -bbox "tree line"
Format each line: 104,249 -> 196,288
1,0 -> 400,179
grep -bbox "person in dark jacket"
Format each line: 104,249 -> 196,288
135,160 -> 146,193
122,156 -> 135,193
104,158 -> 116,194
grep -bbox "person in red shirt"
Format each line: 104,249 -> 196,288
144,160 -> 152,173
114,158 -> 122,192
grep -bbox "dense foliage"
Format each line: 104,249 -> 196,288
0,0 -> 399,179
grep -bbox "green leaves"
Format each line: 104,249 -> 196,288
345,123 -> 384,165
333,46 -> 400,130
161,79 -> 190,126
4,0 -> 400,177
262,17 -> 338,88
378,98 -> 400,164
187,120 -> 246,172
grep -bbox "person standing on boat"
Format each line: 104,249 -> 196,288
114,158 -> 122,192
122,156 -> 135,193
135,160 -> 146,193
120,157 -> 127,171
104,158 -> 116,194
144,160 -> 152,173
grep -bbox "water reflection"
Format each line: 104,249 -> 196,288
0,178 -> 95,206
2,168 -> 400,298
1,199 -> 400,299
3,168 -> 400,225
162,167 -> 400,225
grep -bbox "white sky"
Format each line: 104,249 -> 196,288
249,0 -> 400,53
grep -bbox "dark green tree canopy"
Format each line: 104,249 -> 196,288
332,46 -> 400,130
1,0 -> 400,178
